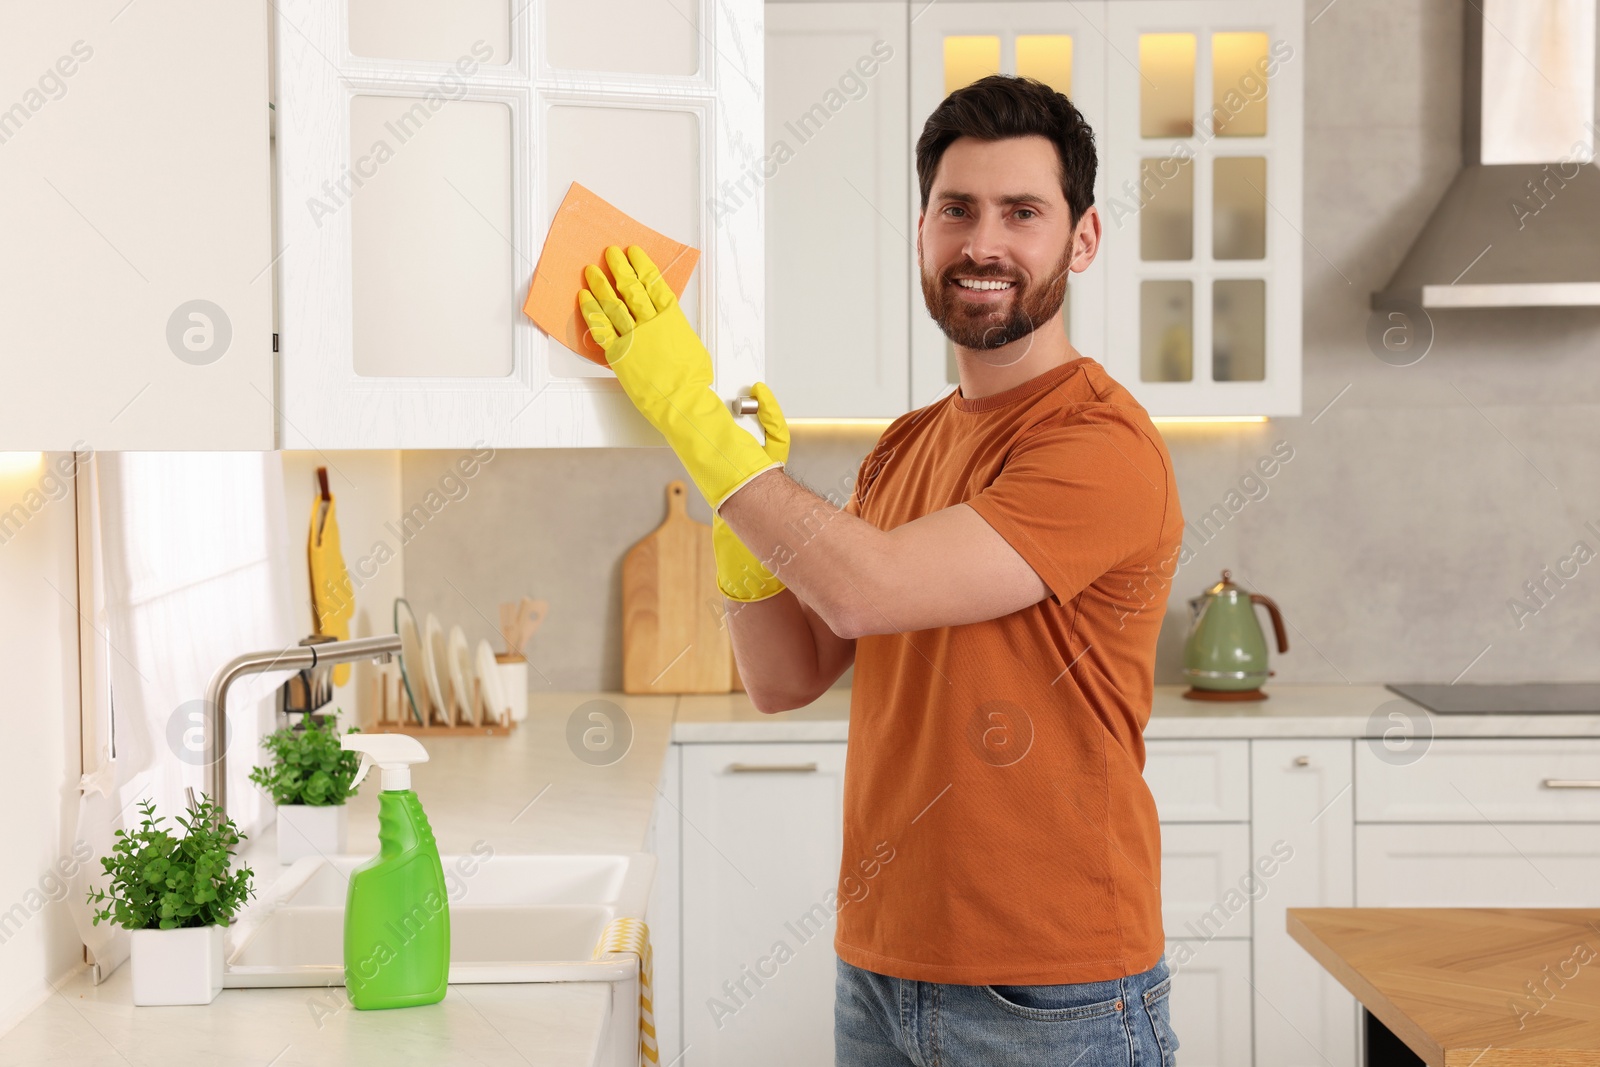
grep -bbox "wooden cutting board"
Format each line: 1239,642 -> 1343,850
622,480 -> 733,694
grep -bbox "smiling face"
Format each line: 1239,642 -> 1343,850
917,135 -> 1095,353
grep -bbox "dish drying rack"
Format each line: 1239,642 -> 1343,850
371,659 -> 515,737
372,597 -> 545,737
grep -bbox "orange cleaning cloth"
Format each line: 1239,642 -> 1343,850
523,182 -> 701,366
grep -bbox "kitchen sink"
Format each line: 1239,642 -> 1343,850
281,853 -> 637,910
223,852 -> 655,988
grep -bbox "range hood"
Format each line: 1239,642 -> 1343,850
1375,0 -> 1600,309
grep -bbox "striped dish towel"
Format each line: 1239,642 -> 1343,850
593,917 -> 658,1066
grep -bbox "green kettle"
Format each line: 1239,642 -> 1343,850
1181,570 -> 1289,701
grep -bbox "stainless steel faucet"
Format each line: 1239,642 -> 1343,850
202,633 -> 402,818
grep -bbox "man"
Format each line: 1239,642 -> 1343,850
580,74 -> 1183,1067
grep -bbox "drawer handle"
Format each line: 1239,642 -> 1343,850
727,762 -> 818,774
1542,778 -> 1600,789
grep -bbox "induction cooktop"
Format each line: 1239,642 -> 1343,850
1385,682 -> 1600,714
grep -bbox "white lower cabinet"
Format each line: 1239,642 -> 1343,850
1144,739 -> 1252,822
1146,739 -> 1256,1065
1355,738 -> 1600,908
1160,823 -> 1253,938
1165,937 -> 1254,1066
660,737 -> 1265,1065
1356,824 -> 1600,906
1251,739 -> 1358,1067
1355,738 -> 1600,822
678,742 -> 848,1067
650,732 -> 1585,1067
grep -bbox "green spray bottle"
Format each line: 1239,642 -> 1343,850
340,733 -> 450,1009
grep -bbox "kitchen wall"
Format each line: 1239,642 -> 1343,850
401,0 -> 1600,695
281,452 -> 409,730
1242,0 -> 1600,685
0,454 -> 85,1033
398,426 -> 875,697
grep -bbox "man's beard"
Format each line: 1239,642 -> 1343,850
920,243 -> 1072,351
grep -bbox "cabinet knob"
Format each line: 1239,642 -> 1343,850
1293,755 -> 1311,767
732,395 -> 760,416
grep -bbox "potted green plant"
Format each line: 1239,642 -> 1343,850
85,794 -> 254,1006
249,713 -> 364,864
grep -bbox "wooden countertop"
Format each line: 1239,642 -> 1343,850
1288,907 -> 1600,1066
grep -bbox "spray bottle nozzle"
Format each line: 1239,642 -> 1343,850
343,733 -> 430,792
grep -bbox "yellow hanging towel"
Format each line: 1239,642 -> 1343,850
308,483 -> 355,687
593,917 -> 659,1067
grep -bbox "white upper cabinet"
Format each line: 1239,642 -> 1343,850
0,2 -> 275,450
770,0 -> 1303,421
274,0 -> 767,448
5,0 -> 1301,447
2,0 -> 763,451
765,2 -> 910,419
1101,0 -> 1303,416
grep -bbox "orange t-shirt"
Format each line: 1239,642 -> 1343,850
832,356 -> 1184,985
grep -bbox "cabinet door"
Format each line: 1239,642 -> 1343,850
0,3 -> 274,449
681,742 -> 847,1067
1165,937 -> 1253,1067
273,0 -> 764,448
908,1 -> 1108,407
1251,740 -> 1357,1067
1145,738 -> 1251,821
1102,0 -> 1302,416
1160,822 -> 1252,939
1356,738 -> 1600,822
766,2 -> 909,419
1357,823 -> 1600,906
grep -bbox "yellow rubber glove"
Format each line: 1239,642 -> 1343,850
713,381 -> 789,602
579,245 -> 781,510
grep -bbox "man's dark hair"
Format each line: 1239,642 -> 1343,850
915,74 -> 1097,227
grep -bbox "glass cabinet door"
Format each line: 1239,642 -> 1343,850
274,0 -> 765,447
1103,0 -> 1302,417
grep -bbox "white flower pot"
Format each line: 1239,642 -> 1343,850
276,803 -> 348,865
129,924 -> 225,1006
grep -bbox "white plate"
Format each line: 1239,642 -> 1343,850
475,639 -> 509,726
447,625 -> 475,726
422,613 -> 449,725
392,599 -> 425,725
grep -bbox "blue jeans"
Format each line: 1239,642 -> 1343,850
835,954 -> 1179,1066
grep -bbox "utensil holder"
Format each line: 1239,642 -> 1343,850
496,654 -> 528,723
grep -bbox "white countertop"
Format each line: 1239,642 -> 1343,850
676,683 -> 1600,741
9,682 -> 1598,1065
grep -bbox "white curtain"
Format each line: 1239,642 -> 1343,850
66,451 -> 299,980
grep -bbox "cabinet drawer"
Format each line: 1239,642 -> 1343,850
1356,823 -> 1600,906
1161,823 -> 1253,940
1146,740 -> 1250,822
1355,738 -> 1600,822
